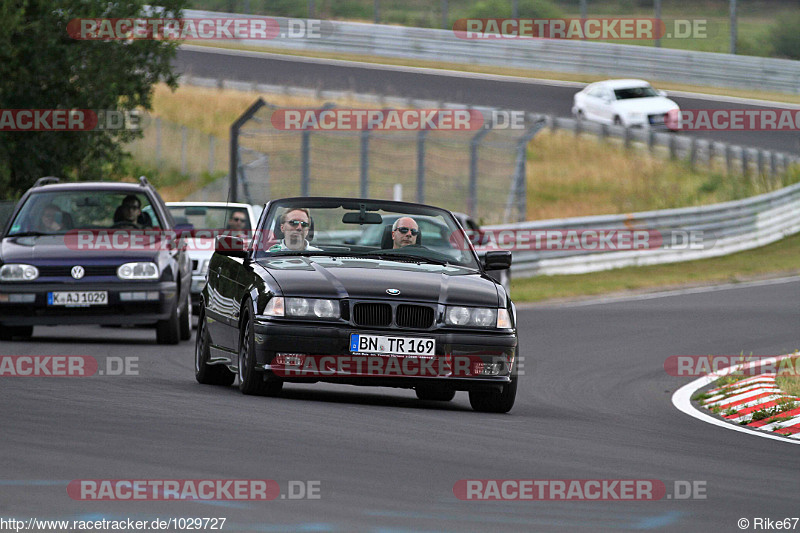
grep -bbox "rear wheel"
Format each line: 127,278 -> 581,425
156,302 -> 180,345
415,385 -> 456,402
613,115 -> 623,126
195,310 -> 235,386
238,308 -> 283,396
0,325 -> 33,341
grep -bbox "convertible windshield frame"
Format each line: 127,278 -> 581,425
253,197 -> 481,270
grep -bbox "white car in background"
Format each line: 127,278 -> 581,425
166,202 -> 258,315
572,79 -> 680,130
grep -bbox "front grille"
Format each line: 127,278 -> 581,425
37,265 -> 119,277
396,304 -> 434,329
353,303 -> 392,327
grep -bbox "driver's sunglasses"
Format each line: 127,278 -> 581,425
231,217 -> 246,222
395,227 -> 419,236
286,219 -> 309,228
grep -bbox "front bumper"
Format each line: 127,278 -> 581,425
251,320 -> 518,392
0,281 -> 178,326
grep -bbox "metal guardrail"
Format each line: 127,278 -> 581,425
482,181 -> 800,276
185,9 -> 800,94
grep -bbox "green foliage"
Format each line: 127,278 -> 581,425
769,12 -> 800,59
0,0 -> 188,199
466,0 -> 564,19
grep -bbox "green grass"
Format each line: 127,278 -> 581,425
510,231 -> 800,302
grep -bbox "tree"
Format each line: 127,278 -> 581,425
0,0 -> 188,199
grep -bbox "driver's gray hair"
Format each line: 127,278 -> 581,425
392,216 -> 416,230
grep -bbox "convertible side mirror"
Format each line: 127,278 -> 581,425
215,235 -> 247,258
482,250 -> 511,271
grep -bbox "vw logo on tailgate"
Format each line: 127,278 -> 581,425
71,266 -> 85,279
386,288 -> 401,295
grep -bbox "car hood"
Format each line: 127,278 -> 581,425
258,256 -> 499,307
613,96 -> 678,114
0,235 -> 159,264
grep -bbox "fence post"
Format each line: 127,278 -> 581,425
504,118 -> 546,223
360,129 -> 370,198
417,130 -> 427,203
468,125 -> 491,218
741,147 -> 748,176
757,150 -> 765,177
229,98 -> 267,203
648,129 -> 656,153
725,143 -> 733,175
668,133 -> 677,159
689,137 -> 698,170
623,125 -> 631,150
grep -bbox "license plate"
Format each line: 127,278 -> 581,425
48,291 -> 108,307
350,334 -> 435,356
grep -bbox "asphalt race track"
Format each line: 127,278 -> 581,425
174,47 -> 800,155
2,278 -> 798,532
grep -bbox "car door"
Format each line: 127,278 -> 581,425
583,86 -> 606,122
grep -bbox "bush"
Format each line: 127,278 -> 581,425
769,12 -> 800,59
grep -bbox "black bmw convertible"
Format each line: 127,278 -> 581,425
195,197 -> 519,413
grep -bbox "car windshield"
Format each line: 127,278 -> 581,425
614,86 -> 659,99
6,190 -> 163,236
253,199 -> 480,269
167,204 -> 252,230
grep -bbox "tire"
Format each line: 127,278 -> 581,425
179,293 -> 192,341
613,115 -> 623,126
415,385 -> 456,402
0,325 -> 33,341
156,301 -> 180,345
469,354 -> 518,413
195,310 -> 235,386
575,109 -> 584,120
238,307 -> 283,396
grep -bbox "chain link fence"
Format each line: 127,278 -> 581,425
230,99 -> 545,224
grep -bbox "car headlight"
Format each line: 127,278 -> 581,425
261,297 -> 340,319
628,112 -> 644,120
0,264 -> 39,281
444,306 -> 509,328
117,262 -> 159,280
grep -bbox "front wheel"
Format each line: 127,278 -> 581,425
0,325 -> 33,341
469,373 -> 517,413
156,303 -> 180,345
195,310 -> 235,386
179,293 -> 192,341
238,308 -> 283,396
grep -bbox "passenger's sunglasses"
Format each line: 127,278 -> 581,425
395,227 -> 419,236
286,219 -> 310,228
